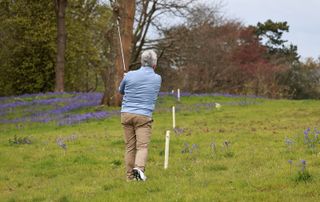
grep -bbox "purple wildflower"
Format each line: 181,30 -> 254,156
190,144 -> 199,154
181,142 -> 189,154
174,127 -> 185,135
0,92 -> 117,125
285,137 -> 294,145
304,129 -> 310,143
57,111 -> 113,126
210,142 -> 216,155
56,137 -> 67,150
301,160 -> 307,172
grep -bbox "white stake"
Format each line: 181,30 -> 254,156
172,106 -> 176,129
164,130 -> 170,169
177,88 -> 180,102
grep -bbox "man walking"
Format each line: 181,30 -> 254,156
119,50 -> 162,181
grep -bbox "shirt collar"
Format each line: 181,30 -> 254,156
141,66 -> 154,72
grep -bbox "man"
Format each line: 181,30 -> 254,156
119,50 -> 162,181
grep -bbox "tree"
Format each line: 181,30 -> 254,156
0,0 -> 111,96
54,0 -> 68,92
100,0 -> 194,106
100,0 -> 136,106
155,6 -> 296,97
278,58 -> 320,99
251,20 -> 310,97
0,0 -> 56,96
155,4 -> 242,93
65,0 -> 111,92
252,19 -> 300,64
129,0 -> 195,69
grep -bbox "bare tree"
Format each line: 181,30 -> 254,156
54,0 -> 67,92
130,0 -> 196,69
156,3 -> 232,92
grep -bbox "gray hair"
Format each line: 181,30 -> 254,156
141,50 -> 157,67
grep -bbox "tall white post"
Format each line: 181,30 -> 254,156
172,106 -> 176,129
177,88 -> 180,102
164,130 -> 170,169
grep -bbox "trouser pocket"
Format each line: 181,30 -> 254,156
121,113 -> 132,125
136,116 -> 153,128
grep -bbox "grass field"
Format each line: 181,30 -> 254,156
1,93 -> 320,201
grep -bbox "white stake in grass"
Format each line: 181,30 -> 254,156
172,106 -> 176,129
164,130 -> 170,169
177,88 -> 181,102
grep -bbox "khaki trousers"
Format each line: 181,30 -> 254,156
121,113 -> 153,179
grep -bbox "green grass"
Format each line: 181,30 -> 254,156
1,95 -> 320,201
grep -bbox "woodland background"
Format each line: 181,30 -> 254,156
0,0 -> 320,102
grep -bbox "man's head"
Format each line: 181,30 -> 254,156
141,50 -> 157,69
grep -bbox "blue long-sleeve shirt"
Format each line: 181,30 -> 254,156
119,66 -> 162,117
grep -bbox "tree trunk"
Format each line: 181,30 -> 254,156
101,0 -> 135,106
54,0 -> 67,92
